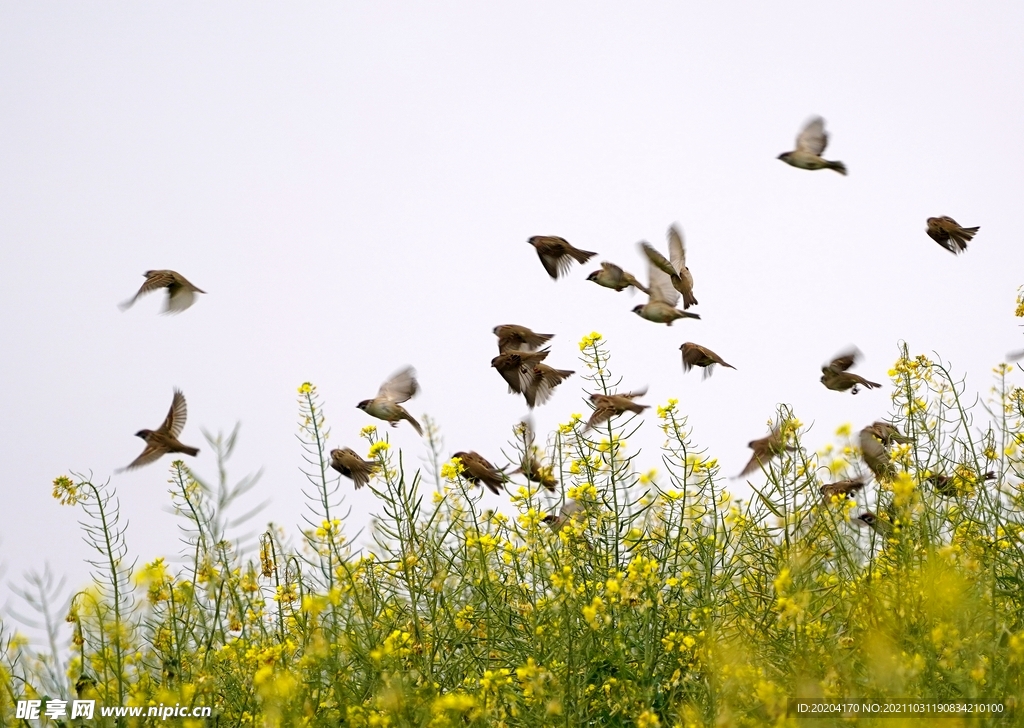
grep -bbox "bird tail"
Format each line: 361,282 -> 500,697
828,161 -> 847,175
405,413 -> 424,436
625,403 -> 650,415
181,446 -> 200,457
983,471 -> 997,481
681,311 -> 701,320
682,291 -> 698,309
570,247 -> 598,265
857,376 -> 882,389
625,275 -> 650,296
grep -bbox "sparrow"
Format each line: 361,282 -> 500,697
585,387 -> 649,430
820,477 -> 865,504
853,510 -> 893,537
680,342 -> 736,379
632,250 -> 701,326
451,451 -> 505,494
777,117 -> 847,175
527,236 -> 597,279
586,262 -> 650,294
738,423 -> 797,477
119,270 -> 205,314
330,447 -> 378,489
926,216 -> 979,255
925,470 -> 996,497
862,421 -> 911,447
357,366 -> 423,435
511,418 -> 557,492
640,225 -> 697,309
820,349 -> 881,394
523,363 -> 575,409
542,499 -> 585,534
859,427 -> 895,482
491,348 -> 550,395
493,324 -> 554,353
119,389 -> 199,471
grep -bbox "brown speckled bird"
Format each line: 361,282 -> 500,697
357,367 -> 423,435
859,427 -> 895,482
493,324 -> 554,354
528,236 -> 597,279
523,363 -> 574,409
452,451 -> 505,494
862,421 -> 911,447
820,349 -> 881,395
542,500 -> 585,534
854,510 -> 893,537
680,343 -> 735,379
925,470 -> 996,498
585,388 -> 649,430
586,261 -> 650,294
820,477 -> 866,504
632,247 -> 701,326
926,216 -> 979,255
119,389 -> 199,471
640,225 -> 697,309
777,117 -> 847,175
330,448 -> 378,489
492,349 -> 550,395
120,270 -> 205,314
738,423 -> 796,478
511,418 -> 558,492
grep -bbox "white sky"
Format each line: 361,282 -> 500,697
3,3 -> 1024,614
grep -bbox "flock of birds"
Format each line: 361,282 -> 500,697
114,116 -> 985,536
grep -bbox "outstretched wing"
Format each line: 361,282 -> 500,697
378,366 -> 418,403
796,117 -> 828,156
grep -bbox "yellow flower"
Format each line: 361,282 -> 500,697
440,457 -> 464,480
368,441 -> 390,458
52,475 -> 84,506
298,382 -> 313,394
637,710 -> 660,728
578,331 -> 603,350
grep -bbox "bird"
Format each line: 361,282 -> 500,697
632,247 -> 701,326
820,477 -> 866,504
118,389 -> 199,471
862,421 -> 911,447
451,451 -> 505,494
527,236 -> 597,279
585,388 -> 649,430
511,417 -> 558,492
820,349 -> 881,394
586,261 -> 650,294
925,470 -> 996,497
640,225 -> 697,309
493,324 -> 554,354
680,343 -> 736,379
926,216 -> 979,255
491,349 -> 550,395
859,427 -> 895,482
119,270 -> 205,314
738,423 -> 797,477
330,448 -> 378,489
523,363 -> 575,409
542,500 -> 585,534
777,117 -> 847,175
853,510 -> 893,537
357,366 -> 423,435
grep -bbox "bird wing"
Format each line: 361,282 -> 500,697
641,241 -> 678,278
378,366 -> 418,403
601,261 -> 625,284
120,270 -> 176,309
796,117 -> 828,156
165,285 -> 198,314
160,390 -> 188,439
526,365 -> 573,408
827,349 -> 860,373
645,256 -> 680,307
122,441 -> 168,471
667,225 -> 686,271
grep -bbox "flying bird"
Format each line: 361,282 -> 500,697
527,236 -> 597,279
680,343 -> 735,379
926,216 -> 979,255
925,470 -> 996,498
492,349 -> 550,395
511,418 -> 558,492
493,324 -> 554,353
820,477 -> 866,504
586,261 -> 650,295
585,388 -> 649,430
738,423 -> 797,477
118,389 -> 199,471
640,225 -> 697,309
523,363 -> 574,409
859,427 -> 895,482
862,421 -> 911,447
632,248 -> 701,326
853,510 -> 893,537
119,270 -> 205,314
330,448 -> 378,489
357,366 -> 423,435
777,117 -> 847,175
820,349 -> 881,394
451,451 -> 505,494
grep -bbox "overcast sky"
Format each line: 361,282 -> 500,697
3,2 -> 1024,616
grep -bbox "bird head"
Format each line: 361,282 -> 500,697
356,400 -> 370,411
586,270 -> 599,281
135,429 -> 153,439
541,514 -> 560,526
490,355 -> 505,369
631,305 -> 645,316
777,152 -> 791,162
526,236 -> 539,247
